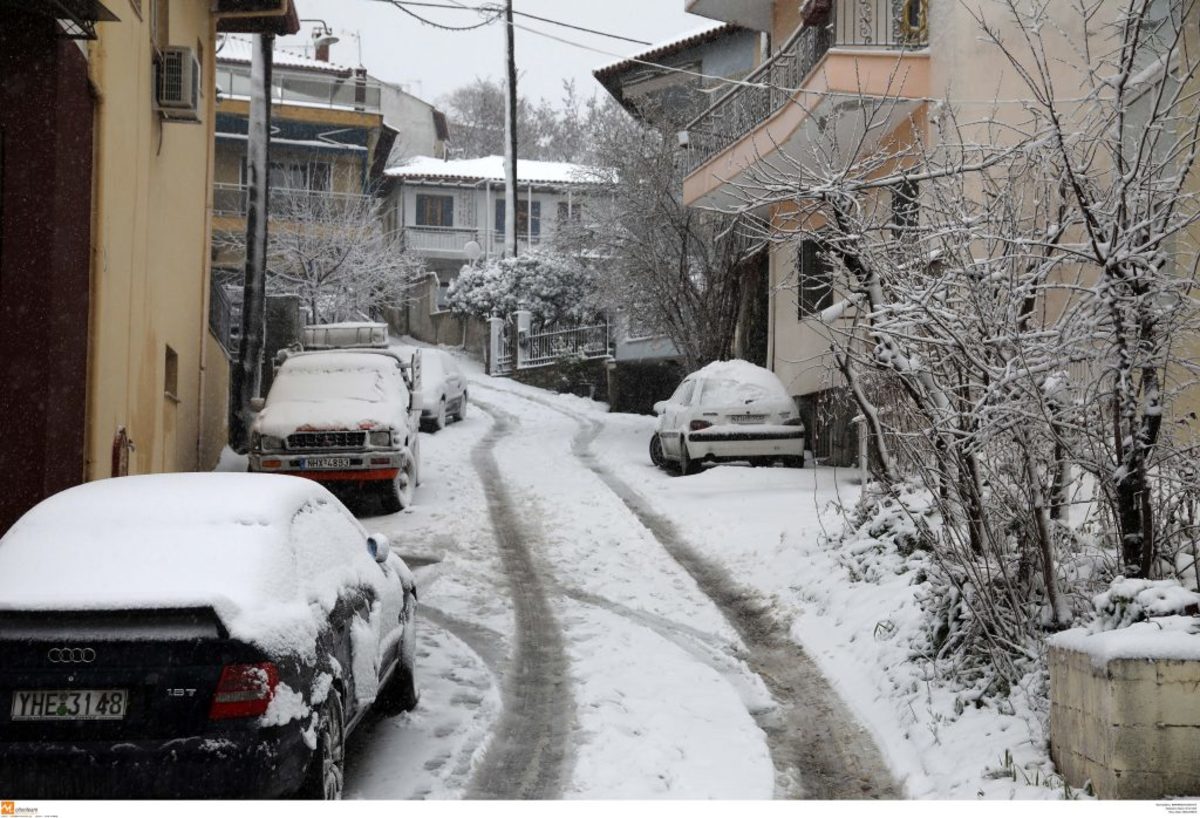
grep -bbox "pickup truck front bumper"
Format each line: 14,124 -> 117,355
249,449 -> 404,482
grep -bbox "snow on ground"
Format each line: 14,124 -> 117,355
466,364 -> 1065,800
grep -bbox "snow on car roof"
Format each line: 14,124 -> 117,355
689,359 -> 790,395
0,473 -> 324,615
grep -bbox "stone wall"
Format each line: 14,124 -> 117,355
1049,645 -> 1200,798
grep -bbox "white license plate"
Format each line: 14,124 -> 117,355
11,689 -> 129,721
302,457 -> 352,469
729,415 -> 767,425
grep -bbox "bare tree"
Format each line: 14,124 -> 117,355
218,176 -> 428,324
712,0 -> 1200,676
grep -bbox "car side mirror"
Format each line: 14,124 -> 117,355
250,397 -> 266,413
653,401 -> 667,416
367,534 -> 391,563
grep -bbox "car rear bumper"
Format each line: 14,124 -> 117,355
685,426 -> 805,460
0,730 -> 311,798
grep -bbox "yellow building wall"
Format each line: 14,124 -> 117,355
86,0 -> 225,479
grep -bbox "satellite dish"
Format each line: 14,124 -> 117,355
464,240 -> 483,262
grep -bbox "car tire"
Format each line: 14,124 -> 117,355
782,455 -> 805,469
649,434 -> 666,468
433,399 -> 447,432
454,392 -> 468,422
381,457 -> 416,513
376,609 -> 419,715
298,689 -> 345,800
678,442 -> 700,476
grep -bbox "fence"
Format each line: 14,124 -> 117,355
489,313 -> 612,376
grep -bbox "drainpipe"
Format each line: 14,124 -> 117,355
196,17 -> 219,470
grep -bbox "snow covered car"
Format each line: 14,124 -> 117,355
650,360 -> 805,474
409,348 -> 468,431
250,348 -> 422,512
0,474 -> 418,800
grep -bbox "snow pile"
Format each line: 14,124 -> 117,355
1050,617 -> 1200,666
1087,577 -> 1200,631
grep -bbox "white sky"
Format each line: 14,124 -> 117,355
274,0 -> 711,108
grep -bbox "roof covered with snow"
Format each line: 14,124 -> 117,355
216,35 -> 354,76
385,155 -> 606,186
593,21 -> 741,78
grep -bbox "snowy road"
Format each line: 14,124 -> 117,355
343,359 -> 900,800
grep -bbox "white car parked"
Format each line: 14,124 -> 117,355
412,349 -> 468,432
650,360 -> 805,475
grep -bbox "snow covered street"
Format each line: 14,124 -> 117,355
342,355 -> 913,800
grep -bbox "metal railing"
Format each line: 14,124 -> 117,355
682,0 -> 928,175
208,275 -> 234,354
523,323 -> 612,369
216,65 -> 384,113
403,226 -> 482,255
213,183 -> 376,219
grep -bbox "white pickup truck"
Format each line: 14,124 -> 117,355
248,323 -> 423,512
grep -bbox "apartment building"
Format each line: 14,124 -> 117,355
382,155 -> 596,307
0,0 -> 300,535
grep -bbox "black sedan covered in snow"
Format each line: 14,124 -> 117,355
0,474 -> 418,799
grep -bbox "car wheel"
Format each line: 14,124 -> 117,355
649,434 -> 666,468
299,690 -> 345,800
782,455 -> 805,469
454,392 -> 468,422
381,457 -> 416,513
678,442 -> 700,476
376,609 -> 419,715
433,399 -> 447,431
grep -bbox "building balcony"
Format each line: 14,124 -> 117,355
402,226 -> 546,260
215,65 -> 383,114
681,0 -> 929,208
213,182 -> 376,221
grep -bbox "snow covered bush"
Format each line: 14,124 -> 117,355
445,249 -> 599,328
1089,578 -> 1200,633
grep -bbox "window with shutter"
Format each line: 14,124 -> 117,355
416,194 -> 454,227
797,239 -> 833,319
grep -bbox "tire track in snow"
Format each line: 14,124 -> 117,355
476,384 -> 901,800
463,400 -> 573,800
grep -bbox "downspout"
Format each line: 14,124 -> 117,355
84,35 -> 108,481
196,16 -> 219,470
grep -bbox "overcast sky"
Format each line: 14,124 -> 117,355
274,0 -> 712,108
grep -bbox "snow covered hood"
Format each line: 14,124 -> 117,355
0,474 -> 328,617
256,351 -> 410,438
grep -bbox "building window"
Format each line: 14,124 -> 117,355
495,199 -> 541,237
266,161 -> 330,192
557,201 -> 582,223
164,345 -> 179,402
892,177 -> 919,237
797,239 -> 833,319
416,194 -> 455,227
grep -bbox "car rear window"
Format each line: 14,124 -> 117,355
696,378 -> 786,406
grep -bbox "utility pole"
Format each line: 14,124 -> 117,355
504,0 -> 518,258
230,32 -> 274,452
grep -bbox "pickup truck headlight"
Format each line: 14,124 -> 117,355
256,434 -> 285,451
369,430 -> 393,448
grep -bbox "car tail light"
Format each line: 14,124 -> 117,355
689,420 -> 713,431
209,662 -> 279,720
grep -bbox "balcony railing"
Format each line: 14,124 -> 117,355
682,0 -> 928,175
213,183 -> 376,219
216,65 -> 384,113
403,226 -> 482,255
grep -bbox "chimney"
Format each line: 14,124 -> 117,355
315,41 -> 330,62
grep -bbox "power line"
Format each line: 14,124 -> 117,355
379,0 -> 652,45
379,0 -> 500,31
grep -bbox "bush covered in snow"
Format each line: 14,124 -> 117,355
445,250 -> 599,327
1088,578 -> 1200,633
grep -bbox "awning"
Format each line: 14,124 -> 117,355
215,0 -> 301,36
0,0 -> 120,39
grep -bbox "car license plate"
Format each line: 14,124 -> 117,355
11,689 -> 128,721
729,415 -> 766,425
301,457 -> 351,469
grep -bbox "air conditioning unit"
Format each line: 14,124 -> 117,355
155,46 -> 201,122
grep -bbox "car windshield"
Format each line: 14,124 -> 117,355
422,353 -> 445,383
269,367 -> 386,404
695,378 -> 783,407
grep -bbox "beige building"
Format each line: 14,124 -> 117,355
679,0 -> 1194,463
0,1 -> 299,535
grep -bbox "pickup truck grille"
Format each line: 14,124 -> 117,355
287,431 -> 367,450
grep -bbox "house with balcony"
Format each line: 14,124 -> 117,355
678,0 -> 930,464
382,155 -> 597,307
210,33 -> 447,328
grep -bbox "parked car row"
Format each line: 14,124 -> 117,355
0,325 -> 476,800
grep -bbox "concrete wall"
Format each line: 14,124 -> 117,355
1049,646 -> 1200,799
384,276 -> 490,361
